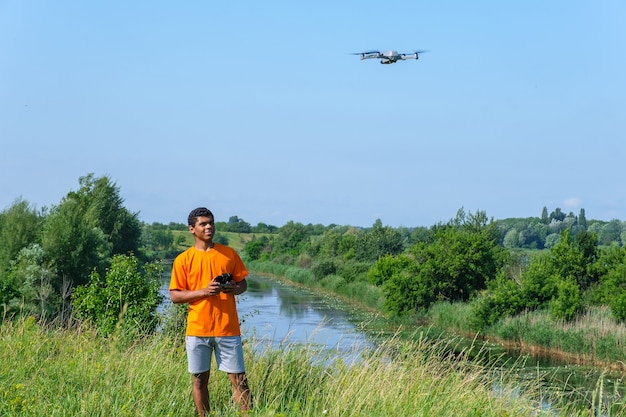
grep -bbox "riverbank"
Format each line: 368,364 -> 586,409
248,260 -> 626,373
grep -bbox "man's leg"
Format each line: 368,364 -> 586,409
228,372 -> 252,411
192,371 -> 210,416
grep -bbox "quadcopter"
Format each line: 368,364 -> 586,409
352,50 -> 427,64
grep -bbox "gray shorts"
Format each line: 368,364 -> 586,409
185,336 -> 246,374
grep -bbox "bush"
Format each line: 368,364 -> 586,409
337,260 -> 370,283
319,274 -> 345,292
549,278 -> 583,321
609,290 -> 626,322
72,254 -> 164,337
311,259 -> 337,280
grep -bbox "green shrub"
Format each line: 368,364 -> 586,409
337,260 -> 370,283
311,259 -> 336,280
549,278 -> 583,321
284,266 -> 314,286
72,254 -> 163,337
319,274 -> 345,292
368,254 -> 412,286
609,290 -> 626,322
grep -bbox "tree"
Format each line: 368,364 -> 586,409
353,219 -> 404,262
41,174 -> 143,288
541,207 -> 549,224
69,174 -> 142,255
551,229 -> 599,291
0,199 -> 43,275
549,278 -> 583,321
368,254 -> 412,286
578,208 -> 588,230
223,216 -> 252,233
598,220 -> 623,246
503,228 -> 519,248
251,222 -> 278,233
42,197 -> 108,288
270,221 -> 312,258
593,245 -> 626,321
382,211 -> 502,316
244,236 -> 270,261
4,244 -> 58,319
550,208 -> 566,222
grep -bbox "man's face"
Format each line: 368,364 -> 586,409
190,216 -> 215,241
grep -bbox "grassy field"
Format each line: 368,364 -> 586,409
1,316 -> 598,417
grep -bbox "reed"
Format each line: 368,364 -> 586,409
1,316 -> 592,416
424,302 -> 626,367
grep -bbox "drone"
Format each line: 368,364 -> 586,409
352,50 -> 427,64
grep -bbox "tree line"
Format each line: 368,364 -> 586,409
2,173 -> 625,337
239,209 -> 626,328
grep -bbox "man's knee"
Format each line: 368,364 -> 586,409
193,371 -> 209,388
230,372 -> 249,389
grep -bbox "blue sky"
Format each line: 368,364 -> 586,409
1,1 -> 625,228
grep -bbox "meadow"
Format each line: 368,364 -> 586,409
1,315 -> 615,417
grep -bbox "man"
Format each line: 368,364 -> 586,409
170,207 -> 252,416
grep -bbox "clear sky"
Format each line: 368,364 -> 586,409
1,1 -> 625,228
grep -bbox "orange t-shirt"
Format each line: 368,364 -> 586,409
169,244 -> 248,337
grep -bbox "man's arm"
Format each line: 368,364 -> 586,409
169,279 -> 247,303
169,281 -> 221,304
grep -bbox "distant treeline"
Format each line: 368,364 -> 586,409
1,173 -> 625,337
142,206 -> 625,258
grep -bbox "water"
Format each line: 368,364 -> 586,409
161,273 -> 625,412
238,275 -> 376,362
161,273 -> 376,363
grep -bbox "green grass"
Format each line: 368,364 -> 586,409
1,316 -> 601,417
423,302 -> 626,368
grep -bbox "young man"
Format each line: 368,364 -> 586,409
169,207 -> 252,416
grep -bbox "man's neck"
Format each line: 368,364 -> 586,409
194,240 -> 215,252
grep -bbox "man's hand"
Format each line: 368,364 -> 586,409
207,279 -> 224,296
218,281 -> 237,294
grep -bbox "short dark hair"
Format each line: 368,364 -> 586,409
188,207 -> 214,226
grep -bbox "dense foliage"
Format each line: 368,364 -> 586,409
235,208 -> 626,328
376,211 -> 504,316
72,254 -> 163,336
0,174 -> 157,334
2,173 -> 626,337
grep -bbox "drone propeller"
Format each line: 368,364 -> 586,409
350,50 -> 380,55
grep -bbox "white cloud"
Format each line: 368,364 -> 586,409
563,198 -> 582,208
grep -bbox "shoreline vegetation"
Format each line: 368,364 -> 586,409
247,260 -> 626,373
0,316 -> 604,417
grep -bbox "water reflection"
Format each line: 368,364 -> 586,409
239,275 -> 374,362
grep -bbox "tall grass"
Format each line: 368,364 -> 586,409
425,302 -> 626,369
1,316 -> 599,416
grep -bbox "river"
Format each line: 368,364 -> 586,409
161,273 -> 625,412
